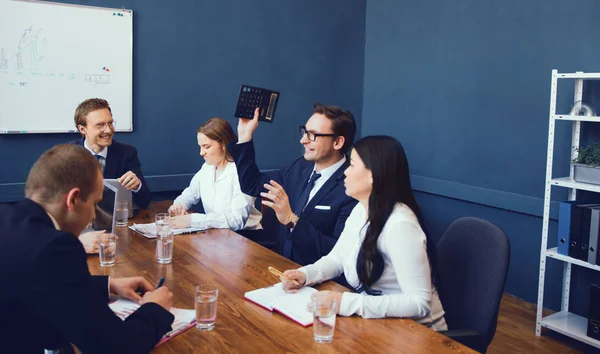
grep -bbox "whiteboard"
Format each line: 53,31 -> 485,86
0,0 -> 133,134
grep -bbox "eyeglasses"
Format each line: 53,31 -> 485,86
93,120 -> 116,130
299,126 -> 336,142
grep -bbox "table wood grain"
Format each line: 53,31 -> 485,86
87,201 -> 475,353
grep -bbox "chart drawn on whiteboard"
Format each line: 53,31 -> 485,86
0,0 -> 133,133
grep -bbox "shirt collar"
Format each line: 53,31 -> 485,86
83,138 -> 108,159
46,212 -> 61,231
207,161 -> 236,181
314,155 -> 346,180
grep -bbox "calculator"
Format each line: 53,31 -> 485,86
234,85 -> 280,123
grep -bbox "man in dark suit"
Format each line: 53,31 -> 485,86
71,98 -> 151,209
0,144 -> 174,354
229,103 -> 358,266
70,98 -> 151,254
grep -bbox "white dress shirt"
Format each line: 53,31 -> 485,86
306,156 -> 346,206
82,139 -> 142,193
173,161 -> 262,231
300,202 -> 447,330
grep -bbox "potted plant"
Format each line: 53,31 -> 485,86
573,142 -> 600,185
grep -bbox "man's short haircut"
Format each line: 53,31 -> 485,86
313,103 -> 356,154
25,144 -> 101,204
74,98 -> 112,132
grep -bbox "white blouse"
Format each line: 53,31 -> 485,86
173,161 -> 262,231
300,202 -> 447,330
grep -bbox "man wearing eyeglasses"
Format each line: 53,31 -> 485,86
70,98 -> 151,253
229,103 -> 358,266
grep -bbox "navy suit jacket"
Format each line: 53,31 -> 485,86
229,141 -> 358,266
0,199 -> 174,354
72,137 -> 151,209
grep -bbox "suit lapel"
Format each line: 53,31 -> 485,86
300,161 -> 347,218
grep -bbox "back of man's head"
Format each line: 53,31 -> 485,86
313,103 -> 356,154
25,144 -> 101,204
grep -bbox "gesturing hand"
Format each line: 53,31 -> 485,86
261,180 -> 293,225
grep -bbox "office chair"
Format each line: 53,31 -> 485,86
436,217 -> 510,353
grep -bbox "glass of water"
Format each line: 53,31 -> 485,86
98,233 -> 116,266
115,201 -> 129,227
156,232 -> 174,264
155,213 -> 170,236
195,284 -> 218,330
155,213 -> 173,264
312,292 -> 337,343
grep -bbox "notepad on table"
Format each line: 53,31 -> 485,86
129,222 -> 206,238
244,283 -> 317,327
109,298 -> 196,345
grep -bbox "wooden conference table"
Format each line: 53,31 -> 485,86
87,201 -> 475,353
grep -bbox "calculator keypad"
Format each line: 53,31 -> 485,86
235,85 -> 279,123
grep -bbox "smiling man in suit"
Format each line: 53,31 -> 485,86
70,98 -> 151,254
71,98 -> 151,209
230,103 -> 358,266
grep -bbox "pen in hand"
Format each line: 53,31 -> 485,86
156,277 -> 165,289
268,266 -> 300,286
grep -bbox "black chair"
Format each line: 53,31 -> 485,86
436,217 -> 510,353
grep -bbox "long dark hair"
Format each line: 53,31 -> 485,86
353,136 -> 437,295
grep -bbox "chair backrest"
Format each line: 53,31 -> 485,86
436,217 -> 510,352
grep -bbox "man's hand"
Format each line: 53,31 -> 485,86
79,230 -> 103,254
118,171 -> 141,191
261,180 -> 293,225
141,287 -> 173,311
170,214 -> 191,229
168,204 -> 187,216
237,107 -> 260,143
110,277 -> 153,303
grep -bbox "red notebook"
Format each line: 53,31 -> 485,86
109,298 -> 196,345
244,283 -> 317,327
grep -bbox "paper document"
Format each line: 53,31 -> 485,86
109,298 -> 196,345
129,222 -> 206,238
244,283 -> 317,327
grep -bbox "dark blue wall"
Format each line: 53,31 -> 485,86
363,0 -> 600,315
0,0 -> 366,201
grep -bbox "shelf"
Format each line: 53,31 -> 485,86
541,311 -> 600,348
545,248 -> 600,272
556,72 -> 600,80
549,177 -> 600,193
554,115 -> 600,123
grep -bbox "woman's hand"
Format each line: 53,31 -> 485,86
168,204 -> 186,216
281,269 -> 307,293
170,214 -> 191,229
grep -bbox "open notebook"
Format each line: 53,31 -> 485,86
129,222 -> 206,238
244,283 -> 317,327
109,298 -> 195,345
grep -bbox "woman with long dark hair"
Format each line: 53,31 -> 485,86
282,135 -> 446,329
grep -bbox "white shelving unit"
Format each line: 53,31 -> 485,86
536,70 -> 600,349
